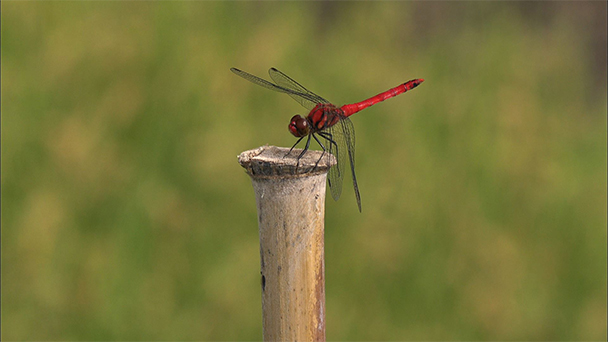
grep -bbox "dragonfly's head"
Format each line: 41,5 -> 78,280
288,115 -> 310,137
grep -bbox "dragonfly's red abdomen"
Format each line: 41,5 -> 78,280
341,78 -> 424,117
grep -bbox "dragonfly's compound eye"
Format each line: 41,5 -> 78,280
288,115 -> 310,137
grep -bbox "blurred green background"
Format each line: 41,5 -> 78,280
2,1 -> 606,340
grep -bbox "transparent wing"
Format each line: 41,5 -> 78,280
321,116 -> 361,212
268,68 -> 331,106
231,68 -> 319,110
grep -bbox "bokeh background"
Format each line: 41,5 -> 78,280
2,1 -> 606,340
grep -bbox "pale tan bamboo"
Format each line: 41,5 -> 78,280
238,145 -> 335,342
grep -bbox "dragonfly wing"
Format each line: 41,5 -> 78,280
322,116 -> 361,211
231,68 -> 319,110
339,117 -> 361,212
324,127 -> 345,202
269,68 -> 331,107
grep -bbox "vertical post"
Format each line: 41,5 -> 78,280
238,145 -> 335,342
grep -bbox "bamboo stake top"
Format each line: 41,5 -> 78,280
238,145 -> 336,178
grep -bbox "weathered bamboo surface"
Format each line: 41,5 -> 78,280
238,145 -> 335,342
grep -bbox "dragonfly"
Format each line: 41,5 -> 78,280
231,67 -> 424,212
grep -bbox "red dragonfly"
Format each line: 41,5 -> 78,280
231,67 -> 423,212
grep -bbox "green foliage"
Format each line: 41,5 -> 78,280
2,1 -> 606,340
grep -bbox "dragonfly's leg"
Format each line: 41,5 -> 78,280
295,134 -> 312,172
319,132 -> 344,175
317,132 -> 338,154
297,134 -> 312,159
311,134 -> 327,169
318,131 -> 340,176
285,136 -> 305,158
318,132 -> 337,187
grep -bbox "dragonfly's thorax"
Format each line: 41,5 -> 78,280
307,103 -> 343,132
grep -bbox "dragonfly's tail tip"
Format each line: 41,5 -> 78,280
407,78 -> 424,89
405,78 -> 424,89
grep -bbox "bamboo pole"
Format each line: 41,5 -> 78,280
238,145 -> 336,342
